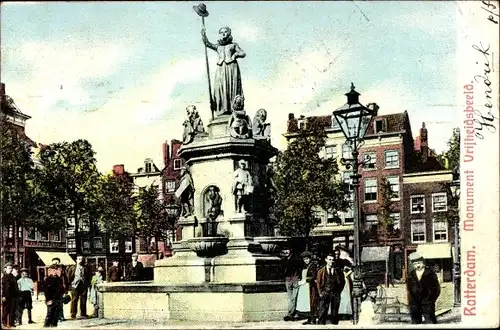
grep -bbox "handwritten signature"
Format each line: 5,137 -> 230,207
471,41 -> 498,139
482,1 -> 499,25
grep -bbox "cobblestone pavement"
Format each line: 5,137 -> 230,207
15,287 -> 461,329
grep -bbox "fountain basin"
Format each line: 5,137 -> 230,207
254,236 -> 288,254
187,236 -> 229,257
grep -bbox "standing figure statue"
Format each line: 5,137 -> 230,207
182,105 -> 206,145
232,159 -> 253,213
204,185 -> 223,220
201,26 -> 246,116
175,166 -> 195,217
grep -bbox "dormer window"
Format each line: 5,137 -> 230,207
173,159 -> 182,170
374,119 -> 386,133
298,119 -> 306,130
145,158 -> 154,173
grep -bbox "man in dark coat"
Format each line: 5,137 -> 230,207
315,251 -> 346,325
2,263 -> 18,328
125,254 -> 144,281
66,255 -> 91,319
302,251 -> 321,325
44,265 -> 63,327
281,246 -> 303,321
406,252 -> 441,324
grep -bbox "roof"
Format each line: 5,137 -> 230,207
365,112 -> 408,136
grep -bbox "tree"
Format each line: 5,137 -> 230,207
32,139 -> 102,233
97,171 -> 137,239
136,184 -> 176,258
376,177 -> 398,240
437,127 -> 460,170
0,121 -> 36,228
271,117 -> 350,237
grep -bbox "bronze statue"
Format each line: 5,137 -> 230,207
232,159 -> 253,213
252,108 -> 271,142
182,105 -> 205,145
201,26 -> 246,116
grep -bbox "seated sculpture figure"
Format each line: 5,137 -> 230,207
252,108 -> 271,142
229,95 -> 252,139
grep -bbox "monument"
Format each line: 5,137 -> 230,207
98,3 -> 288,323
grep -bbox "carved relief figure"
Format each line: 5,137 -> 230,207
204,185 -> 223,220
201,26 -> 246,116
175,166 -> 195,217
232,159 -> 253,213
229,95 -> 252,139
252,108 -> 271,141
182,105 -> 206,145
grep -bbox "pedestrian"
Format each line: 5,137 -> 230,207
44,265 -> 63,327
406,252 -> 441,324
126,254 -> 144,281
106,261 -> 121,282
334,246 -> 354,320
297,250 -> 321,325
66,255 -> 91,319
358,290 -> 379,326
51,257 -> 69,322
17,268 -> 35,325
89,267 -> 104,318
1,263 -> 18,328
281,246 -> 303,321
11,265 -> 21,326
315,250 -> 346,325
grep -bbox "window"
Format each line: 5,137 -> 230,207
384,150 -> 399,168
139,238 -> 148,252
66,228 -> 75,237
342,143 -> 352,159
82,239 -> 91,250
125,239 -> 133,253
390,213 -> 401,230
326,209 -> 341,225
109,240 -> 119,253
343,172 -> 353,187
364,178 -> 377,201
325,145 -> 337,159
411,220 -> 426,243
173,159 -> 182,170
365,214 -> 378,235
166,180 -> 176,193
343,208 -> 354,224
92,237 -> 103,250
386,176 -> 400,200
433,221 -> 448,242
67,217 -> 75,227
298,119 -> 306,129
374,119 -> 386,133
51,230 -> 60,242
363,152 -> 376,170
67,239 -> 76,249
410,195 -> 426,214
432,193 -> 448,212
8,226 -> 13,238
18,227 -> 23,238
145,161 -> 152,173
27,228 -> 36,240
40,231 -> 49,241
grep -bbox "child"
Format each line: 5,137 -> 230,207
44,265 -> 62,327
17,268 -> 35,324
89,267 -> 104,318
358,289 -> 378,326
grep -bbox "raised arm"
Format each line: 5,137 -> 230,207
201,28 -> 217,51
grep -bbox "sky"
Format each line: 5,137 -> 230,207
1,1 -> 459,172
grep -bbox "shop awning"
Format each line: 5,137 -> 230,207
417,243 -> 452,259
137,254 -> 157,268
361,246 -> 390,262
35,251 -> 75,266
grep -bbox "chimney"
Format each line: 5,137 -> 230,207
163,141 -> 170,167
113,164 -> 125,176
420,122 -> 428,163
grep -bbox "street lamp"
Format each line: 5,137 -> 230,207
446,167 -> 460,307
165,199 -> 181,248
333,83 -> 376,325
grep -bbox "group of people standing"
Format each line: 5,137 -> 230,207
1,253 -> 145,328
282,246 -> 354,325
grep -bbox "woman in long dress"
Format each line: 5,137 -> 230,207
202,26 -> 246,116
296,253 -> 311,316
336,247 -> 354,319
89,267 -> 104,318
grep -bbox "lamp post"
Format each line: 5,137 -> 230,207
446,167 -> 461,307
165,199 -> 181,249
333,83 -> 376,325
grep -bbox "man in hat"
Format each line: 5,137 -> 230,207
281,245 -> 303,321
51,257 -> 69,321
17,268 -> 35,324
2,262 -> 18,328
10,265 -> 21,326
126,254 -> 144,281
66,255 -> 91,319
315,251 -> 346,325
299,250 -> 321,324
406,252 -> 441,324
